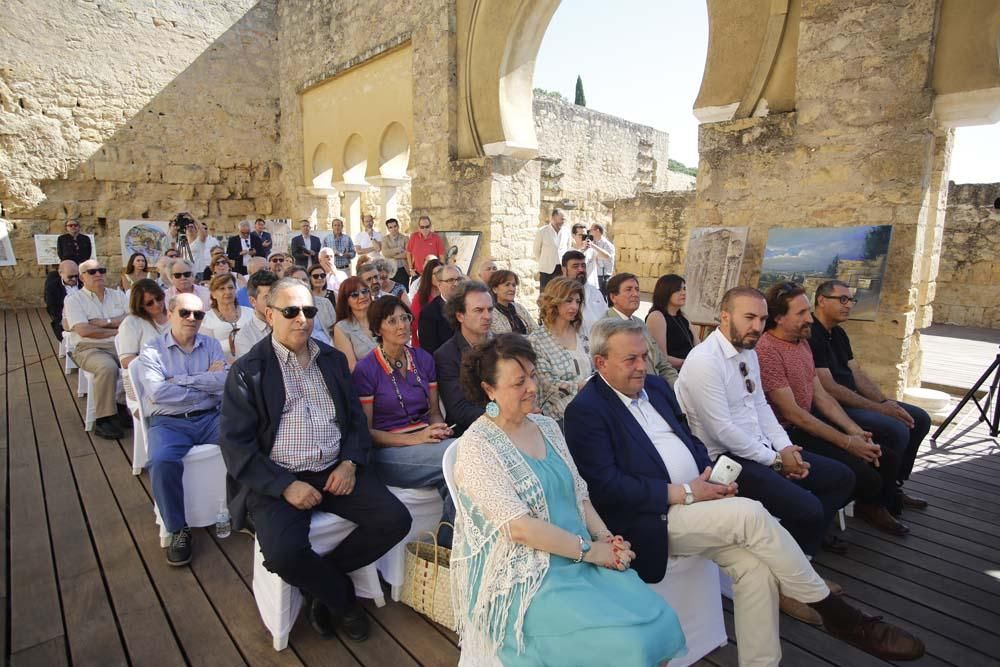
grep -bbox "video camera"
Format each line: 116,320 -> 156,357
172,211 -> 197,242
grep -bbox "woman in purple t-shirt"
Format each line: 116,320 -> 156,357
352,296 -> 455,538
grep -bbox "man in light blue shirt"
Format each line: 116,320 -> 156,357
322,218 -> 356,271
139,291 -> 229,567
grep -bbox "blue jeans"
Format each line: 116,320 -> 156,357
845,402 -> 930,484
371,438 -> 455,528
148,411 -> 220,533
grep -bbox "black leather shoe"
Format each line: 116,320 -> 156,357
897,489 -> 928,510
94,417 -> 124,440
827,612 -> 926,661
857,503 -> 910,536
116,404 -> 133,429
166,527 -> 192,566
822,534 -> 850,555
307,597 -> 337,638
341,606 -> 370,642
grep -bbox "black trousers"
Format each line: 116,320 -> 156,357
249,466 -> 411,612
786,425 -> 902,510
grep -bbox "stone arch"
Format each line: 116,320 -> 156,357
378,122 -> 410,178
342,133 -> 368,184
311,143 -> 333,188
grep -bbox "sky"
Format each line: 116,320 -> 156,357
534,0 -> 998,184
762,226 -> 883,272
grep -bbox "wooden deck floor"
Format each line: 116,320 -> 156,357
3,307 -> 999,667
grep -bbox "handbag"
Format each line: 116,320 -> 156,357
400,523 -> 456,630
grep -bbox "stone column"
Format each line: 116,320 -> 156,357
368,176 -> 409,221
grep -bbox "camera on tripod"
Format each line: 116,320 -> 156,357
583,232 -> 594,242
173,211 -> 196,243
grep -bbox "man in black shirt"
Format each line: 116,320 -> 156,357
808,280 -> 929,514
57,219 -> 92,264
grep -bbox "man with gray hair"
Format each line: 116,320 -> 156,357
417,263 -> 463,354
322,218 -> 355,272
565,317 -> 925,665
164,259 -> 211,310
227,219 -> 264,275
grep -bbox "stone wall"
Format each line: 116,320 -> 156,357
533,93 -> 670,229
0,0 -> 282,306
933,182 -> 1000,328
606,192 -> 696,293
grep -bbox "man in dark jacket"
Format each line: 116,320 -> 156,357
220,278 -> 410,641
56,219 -> 92,264
417,264 -> 462,353
226,220 -> 265,275
44,260 -> 80,338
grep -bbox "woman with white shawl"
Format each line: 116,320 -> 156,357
450,334 -> 686,666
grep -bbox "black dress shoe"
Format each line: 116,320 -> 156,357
896,489 -> 928,510
307,597 -> 337,638
822,534 -> 850,555
857,503 -> 910,536
341,606 -> 370,642
94,417 -> 124,440
116,403 -> 133,429
827,612 -> 926,661
166,526 -> 192,566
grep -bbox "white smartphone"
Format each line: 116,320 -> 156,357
709,455 -> 743,486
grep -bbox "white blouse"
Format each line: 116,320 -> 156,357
201,306 -> 255,356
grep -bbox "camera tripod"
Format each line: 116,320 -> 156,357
931,345 -> 1000,442
175,231 -> 194,264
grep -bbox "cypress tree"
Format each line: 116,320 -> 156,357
574,75 -> 586,107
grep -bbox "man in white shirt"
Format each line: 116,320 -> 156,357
560,250 -> 607,339
533,208 -> 570,292
565,317 -> 925,666
676,287 -> 855,620
188,218 -> 221,276
163,259 -> 212,310
65,259 -> 130,439
588,223 -> 615,298
353,215 -> 382,268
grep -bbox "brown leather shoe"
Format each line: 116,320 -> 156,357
897,489 -> 928,509
780,594 -> 823,625
823,578 -> 844,596
827,612 -> 926,661
856,503 -> 910,536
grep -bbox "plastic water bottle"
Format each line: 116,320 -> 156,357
215,502 -> 231,539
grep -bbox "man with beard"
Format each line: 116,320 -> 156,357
756,283 -> 909,537
676,287 -> 856,625
560,250 -> 607,339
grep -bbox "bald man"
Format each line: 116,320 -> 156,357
227,220 -> 264,275
45,260 -> 80,339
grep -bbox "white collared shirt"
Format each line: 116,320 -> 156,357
533,222 -> 571,274
64,287 -> 128,343
600,375 -> 700,484
675,328 -> 791,465
580,283 -> 607,340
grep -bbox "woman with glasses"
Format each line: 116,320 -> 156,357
333,276 -> 376,370
352,296 -> 454,534
201,273 -> 254,360
120,252 -> 151,291
489,269 -> 536,336
307,263 -> 338,325
646,274 -> 700,369
115,279 -> 170,399
528,278 -> 592,426
410,257 -> 442,346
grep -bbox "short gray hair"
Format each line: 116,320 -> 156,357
589,317 -> 647,358
265,277 -> 314,308
373,258 -> 393,274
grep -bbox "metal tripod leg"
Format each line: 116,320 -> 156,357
931,352 -> 1000,442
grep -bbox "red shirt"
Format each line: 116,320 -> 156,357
406,232 -> 445,273
756,331 -> 816,425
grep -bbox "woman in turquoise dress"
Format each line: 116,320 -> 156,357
451,333 -> 686,666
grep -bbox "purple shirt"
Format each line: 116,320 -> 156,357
353,346 -> 437,432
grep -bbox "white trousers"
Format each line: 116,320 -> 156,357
667,497 -> 829,667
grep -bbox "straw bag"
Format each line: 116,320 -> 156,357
400,523 -> 455,630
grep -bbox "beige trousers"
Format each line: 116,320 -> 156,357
667,496 -> 829,667
73,342 -> 121,420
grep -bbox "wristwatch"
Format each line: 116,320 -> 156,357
770,453 -> 783,473
682,483 -> 695,505
574,535 -> 591,563
105,318 -> 112,327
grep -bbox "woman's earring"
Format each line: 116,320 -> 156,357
485,400 -> 500,419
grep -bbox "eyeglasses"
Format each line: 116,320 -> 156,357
143,294 -> 165,307
269,305 -> 318,319
738,361 -> 756,394
821,294 -> 859,305
66,224 -> 80,229
311,272 -> 326,280
165,252 -> 179,258
65,274 -> 79,280
419,225 -> 431,230
439,277 -> 461,284
384,313 -> 413,327
270,258 -> 286,263
348,288 -> 371,299
172,271 -> 193,279
214,259 -> 229,265
178,309 -> 206,321
84,267 -> 108,275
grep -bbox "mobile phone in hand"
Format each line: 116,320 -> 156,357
709,455 -> 742,485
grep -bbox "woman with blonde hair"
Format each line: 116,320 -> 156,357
528,277 -> 592,424
201,273 -> 254,359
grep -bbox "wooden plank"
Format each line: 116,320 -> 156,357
362,597 -> 460,667
904,477 -> 1000,515
6,314 -> 65,656
24,309 -> 128,666
898,506 -> 1000,546
10,636 -> 68,667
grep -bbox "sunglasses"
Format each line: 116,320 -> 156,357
311,272 -> 326,280
269,305 -> 318,319
143,294 -> 166,307
85,268 -> 108,275
178,309 -> 206,321
348,288 -> 371,299
65,274 -> 80,280
67,224 -> 80,229
738,361 -> 756,394
270,258 -> 286,263
419,225 -> 431,230
173,271 -> 193,279
821,294 -> 859,305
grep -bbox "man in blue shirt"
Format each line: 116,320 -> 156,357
140,291 -> 229,566
322,218 -> 356,271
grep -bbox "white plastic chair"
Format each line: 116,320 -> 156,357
376,486 -> 444,601
252,512 -> 386,651
130,357 -> 226,546
126,361 -> 148,474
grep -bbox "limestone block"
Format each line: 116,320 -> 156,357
219,199 -> 256,217
254,198 -> 273,215
162,164 -> 207,185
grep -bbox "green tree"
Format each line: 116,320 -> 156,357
574,75 -> 587,106
826,254 -> 840,277
863,226 -> 891,260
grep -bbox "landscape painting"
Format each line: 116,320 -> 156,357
758,225 -> 893,321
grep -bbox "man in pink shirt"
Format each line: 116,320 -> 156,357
405,216 -> 444,283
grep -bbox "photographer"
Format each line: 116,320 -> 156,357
567,223 -> 597,284
172,212 -> 220,275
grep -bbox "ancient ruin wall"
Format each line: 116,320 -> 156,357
0,0 -> 282,306
933,182 -> 1000,328
606,192 -> 696,293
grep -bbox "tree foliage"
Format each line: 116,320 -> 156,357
574,75 -> 586,106
863,226 -> 891,260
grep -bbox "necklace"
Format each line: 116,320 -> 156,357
377,345 -> 430,424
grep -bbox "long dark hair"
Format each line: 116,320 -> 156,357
649,274 -> 686,321
416,258 -> 443,308
124,252 -> 148,276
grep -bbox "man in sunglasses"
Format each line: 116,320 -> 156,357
676,287 -> 856,624
405,215 -> 444,282
44,259 -> 80,339
810,280 -> 930,515
757,283 -> 910,537
138,292 -> 229,566
164,259 -> 211,310
57,218 -> 92,265
268,252 -> 290,278
64,259 -> 130,439
221,278 -> 410,642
